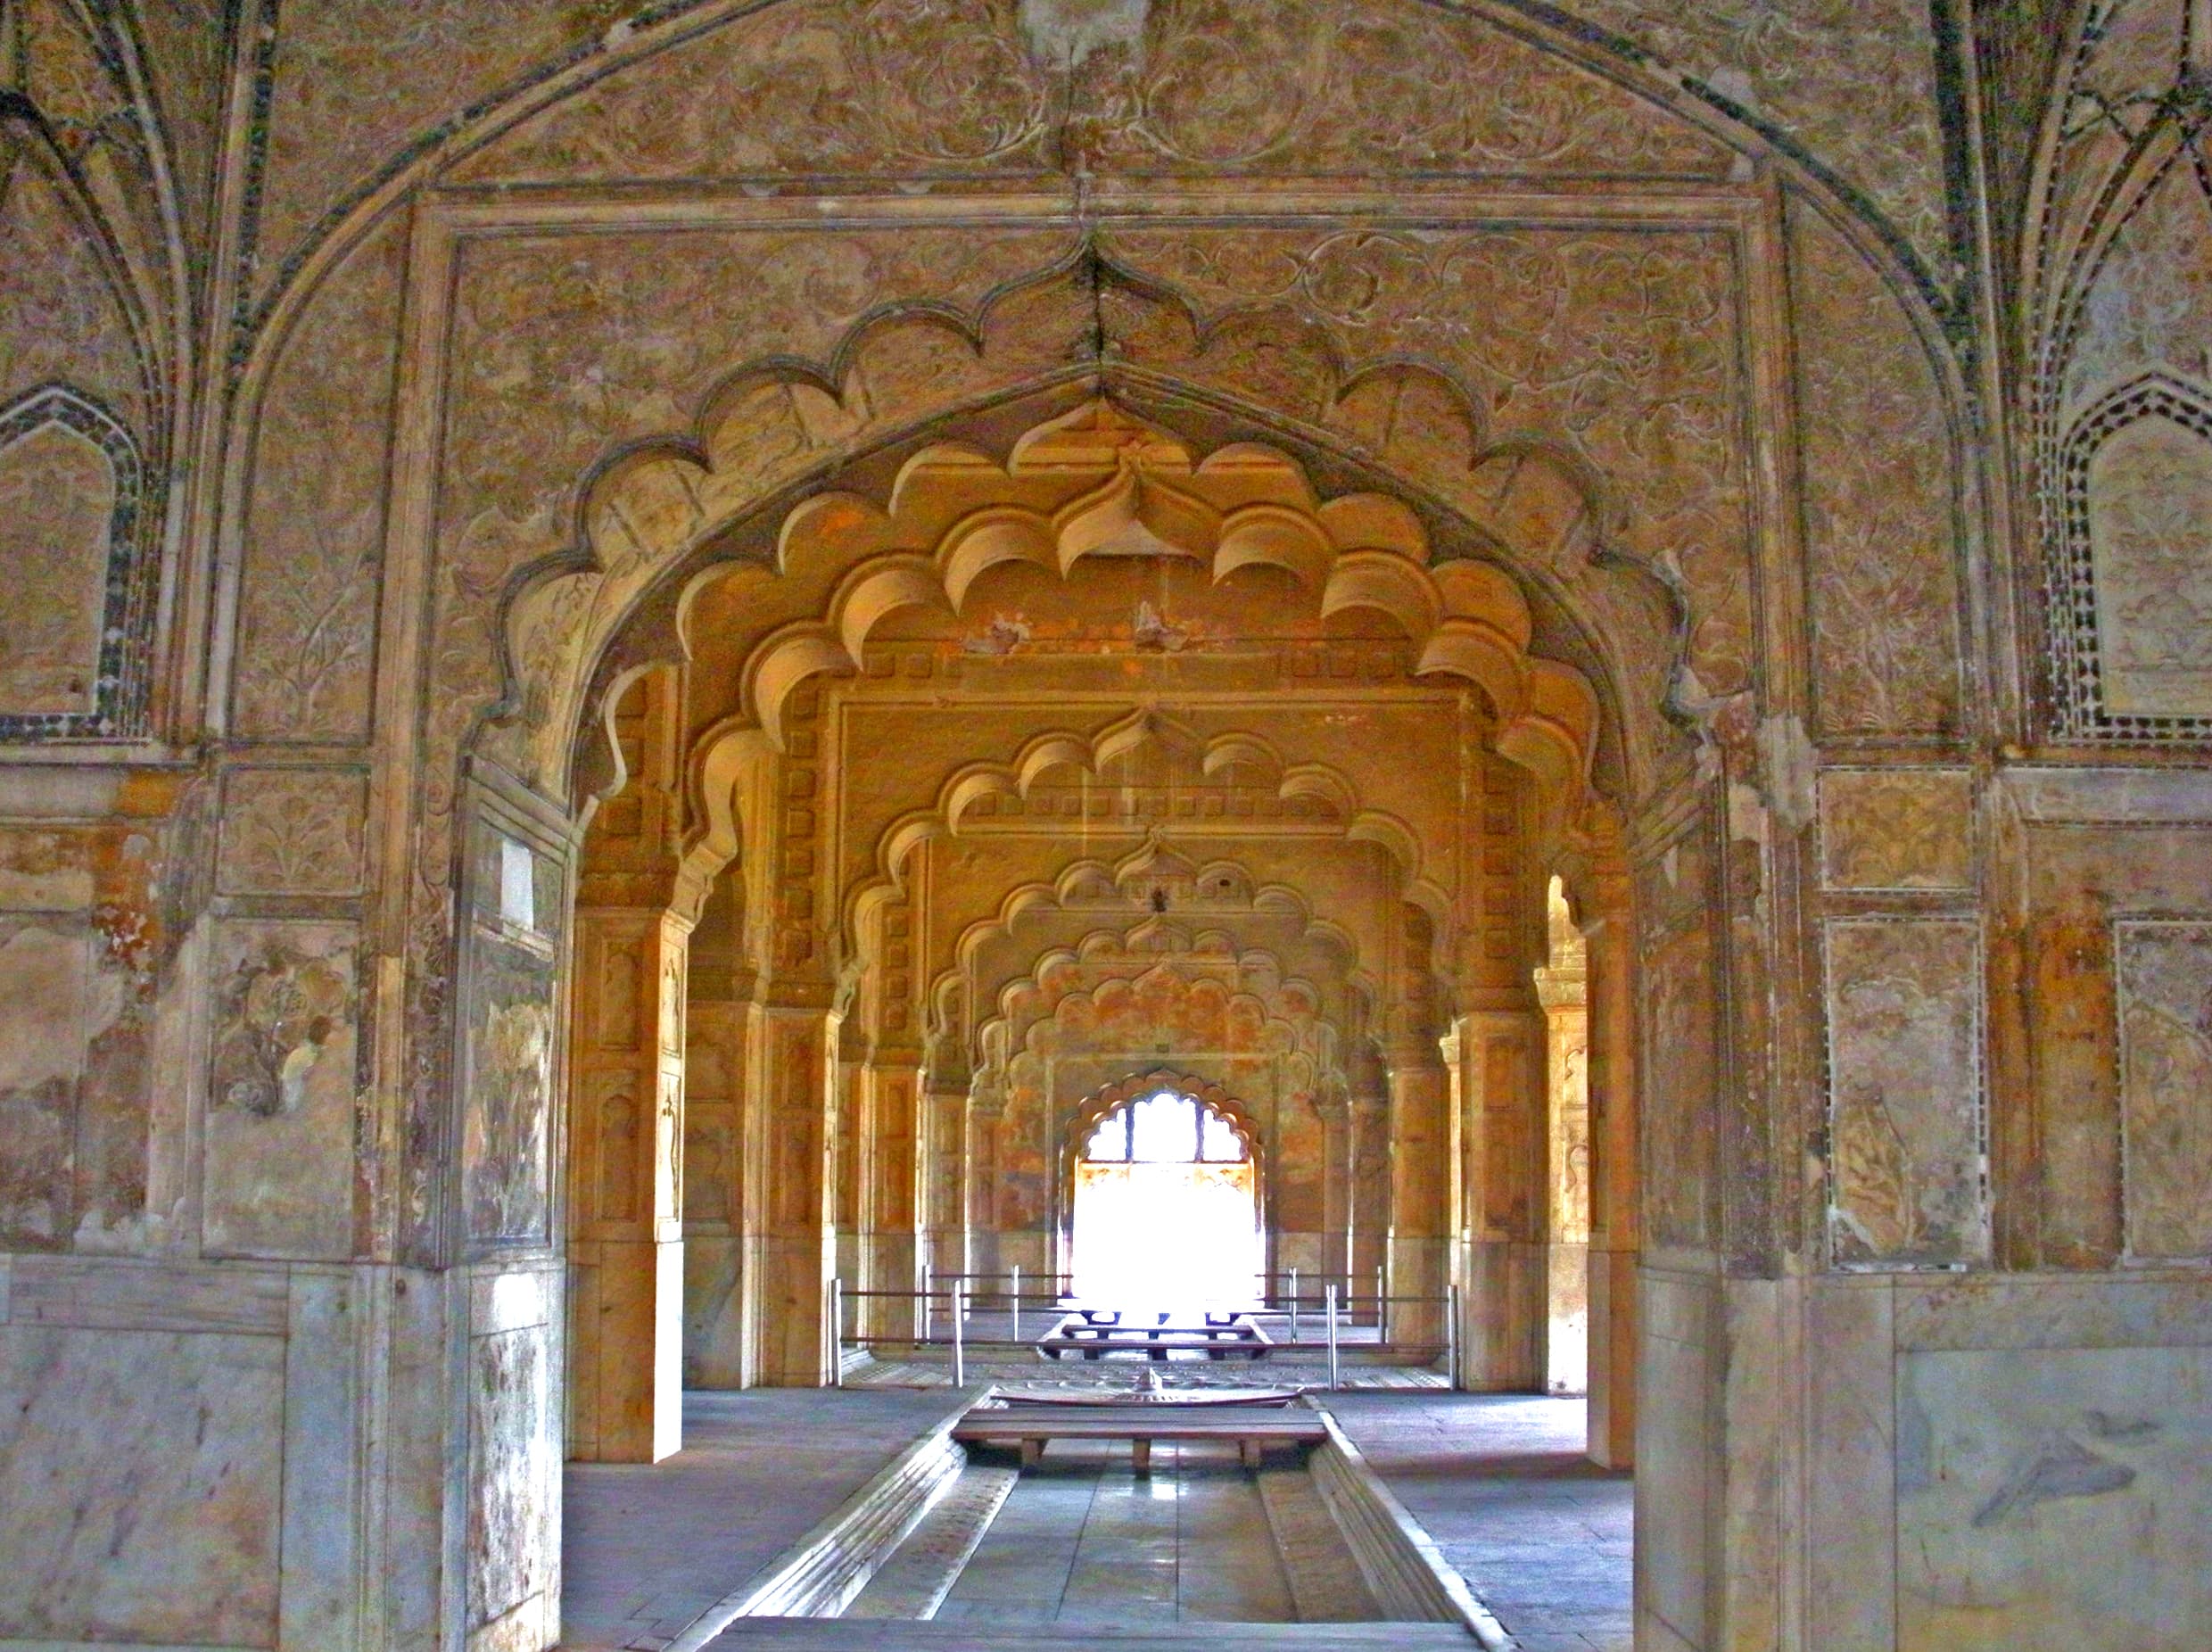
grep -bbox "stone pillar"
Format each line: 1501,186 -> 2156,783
1536,900 -> 1591,1398
682,995 -> 749,1388
1446,1006 -> 1547,1389
566,905 -> 689,1462
743,997 -> 837,1386
861,1046 -> 923,1341
967,1079 -> 1006,1284
1384,1034 -> 1452,1355
1348,1072 -> 1391,1328
920,1063 -> 971,1301
1318,1091 -> 1353,1286
1582,904 -> 1638,1468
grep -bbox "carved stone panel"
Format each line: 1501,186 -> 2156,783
216,769 -> 369,896
2115,921 -> 2212,1260
1825,919 -> 1985,1268
459,821 -> 566,1252
2062,392 -> 2212,730
1818,769 -> 1976,893
1791,198 -> 1962,738
204,922 -> 360,1260
0,388 -> 149,740
233,218 -> 408,741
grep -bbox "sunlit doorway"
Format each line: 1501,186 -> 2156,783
1071,1087 -> 1262,1311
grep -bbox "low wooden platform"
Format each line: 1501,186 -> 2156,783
1035,1309 -> 1276,1362
952,1401 -> 1327,1472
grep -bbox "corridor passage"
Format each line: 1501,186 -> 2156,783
559,1391 -> 1628,1652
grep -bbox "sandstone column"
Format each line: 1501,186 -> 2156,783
566,904 -> 689,1462
1582,899 -> 1638,1468
860,1045 -> 924,1342
742,995 -> 838,1386
1446,1004 -> 1547,1390
1384,1031 -> 1452,1355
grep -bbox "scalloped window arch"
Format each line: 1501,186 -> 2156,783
1081,1087 -> 1250,1164
1073,1085 -> 1260,1309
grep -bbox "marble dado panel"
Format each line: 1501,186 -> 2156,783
217,768 -> 371,896
205,921 -> 361,1260
1824,919 -> 1985,1269
2115,921 -> 2212,1260
1818,769 -> 1976,893
0,1323 -> 284,1647
1899,1345 -> 2212,1652
468,1320 -> 558,1647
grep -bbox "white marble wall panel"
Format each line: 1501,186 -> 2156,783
1637,1268 -> 1715,1652
467,1317 -> 558,1647
1805,1278 -> 1896,1652
279,1269 -> 367,1648
0,1324 -> 284,1646
1898,1344 -> 2212,1652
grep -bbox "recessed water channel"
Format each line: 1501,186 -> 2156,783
693,1392 -> 1504,1649
854,1440 -> 1376,1625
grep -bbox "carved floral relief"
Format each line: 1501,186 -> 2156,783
2115,921 -> 2212,1260
216,769 -> 369,896
234,218 -> 408,741
1791,199 -> 1962,738
1818,769 -> 1976,892
204,923 -> 360,1260
1825,919 -> 1985,1268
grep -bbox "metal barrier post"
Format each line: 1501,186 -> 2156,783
1446,1282 -> 1461,1390
921,1262 -> 933,1342
1288,1267 -> 1300,1340
1375,1265 -> 1387,1340
1325,1283 -> 1341,1392
952,1281 -> 966,1388
830,1276 -> 844,1388
1011,1264 -> 1021,1342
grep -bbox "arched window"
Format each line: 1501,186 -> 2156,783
1081,1089 -> 1249,1164
1071,1086 -> 1259,1309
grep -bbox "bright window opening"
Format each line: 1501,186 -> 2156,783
1071,1089 -> 1261,1313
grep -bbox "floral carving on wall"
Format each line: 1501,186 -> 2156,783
1825,919 -> 1985,1269
2116,920 -> 2212,1260
210,943 -> 351,1118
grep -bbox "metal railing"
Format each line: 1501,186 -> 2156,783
828,1276 -> 1464,1391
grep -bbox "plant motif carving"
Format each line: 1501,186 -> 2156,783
1825,920 -> 1985,1269
210,943 -> 352,1118
218,770 -> 368,896
234,219 -> 406,741
456,0 -> 1728,187
2116,921 -> 2212,1260
1791,201 -> 1961,738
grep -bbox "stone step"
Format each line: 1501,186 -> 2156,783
701,1619 -> 1482,1650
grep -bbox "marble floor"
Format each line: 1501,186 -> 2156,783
559,1390 -> 1630,1652
559,1388 -> 965,1652
1324,1393 -> 1633,1652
